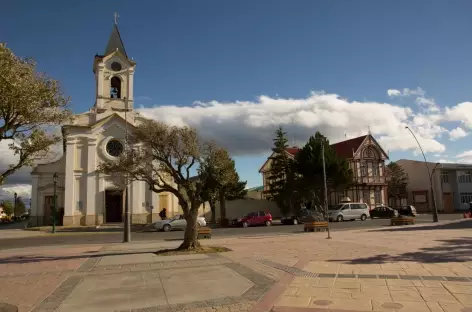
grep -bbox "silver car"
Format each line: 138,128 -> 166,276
328,203 -> 370,222
152,214 -> 207,232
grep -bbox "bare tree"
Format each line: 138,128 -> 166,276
100,119 -> 229,250
0,43 -> 71,185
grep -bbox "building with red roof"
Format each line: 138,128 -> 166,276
259,134 -> 390,208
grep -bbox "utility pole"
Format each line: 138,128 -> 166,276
321,140 -> 331,239
123,98 -> 131,242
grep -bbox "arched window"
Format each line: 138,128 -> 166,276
110,76 -> 121,99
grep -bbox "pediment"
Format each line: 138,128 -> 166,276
355,135 -> 389,160
102,51 -> 135,66
91,113 -> 136,133
32,156 -> 65,174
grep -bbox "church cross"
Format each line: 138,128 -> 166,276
114,12 -> 119,25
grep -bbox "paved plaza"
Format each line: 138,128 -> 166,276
1,219 -> 472,312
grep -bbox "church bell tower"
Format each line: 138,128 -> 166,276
93,13 -> 136,113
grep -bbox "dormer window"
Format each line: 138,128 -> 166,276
110,76 -> 121,98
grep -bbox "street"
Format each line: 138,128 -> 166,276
0,213 -> 462,251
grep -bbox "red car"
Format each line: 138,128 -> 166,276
231,211 -> 272,227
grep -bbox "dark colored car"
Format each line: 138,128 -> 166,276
231,211 -> 272,227
281,207 -> 325,225
281,209 -> 309,225
370,206 -> 398,219
398,205 -> 417,217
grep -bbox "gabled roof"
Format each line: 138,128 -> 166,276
259,134 -> 388,174
285,147 -> 301,157
105,23 -> 128,58
64,113 -> 136,130
331,135 -> 367,158
285,136 -> 368,159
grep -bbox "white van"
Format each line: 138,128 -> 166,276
328,203 -> 370,222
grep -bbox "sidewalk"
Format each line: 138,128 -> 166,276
0,219 -> 472,312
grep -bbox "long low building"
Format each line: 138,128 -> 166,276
396,159 -> 472,213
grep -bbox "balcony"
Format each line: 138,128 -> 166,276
354,176 -> 386,185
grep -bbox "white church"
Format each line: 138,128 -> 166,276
30,21 -> 181,226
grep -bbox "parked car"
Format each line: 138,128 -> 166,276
281,207 -> 325,225
328,203 -> 370,222
398,205 -> 417,217
231,211 -> 272,227
152,214 -> 206,232
281,208 -> 309,225
370,205 -> 398,219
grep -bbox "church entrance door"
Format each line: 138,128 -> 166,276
105,190 -> 123,223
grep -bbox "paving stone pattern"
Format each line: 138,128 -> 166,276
258,259 -> 472,282
32,253 -> 274,312
32,276 -> 83,312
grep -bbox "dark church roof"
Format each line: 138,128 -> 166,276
105,23 -> 128,58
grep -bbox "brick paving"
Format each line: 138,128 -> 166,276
0,219 -> 471,311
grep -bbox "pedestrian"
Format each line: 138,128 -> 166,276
159,208 -> 167,220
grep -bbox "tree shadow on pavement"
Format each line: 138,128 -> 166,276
328,237 -> 472,264
0,250 -> 157,264
366,219 -> 472,233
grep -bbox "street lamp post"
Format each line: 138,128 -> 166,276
405,126 -> 438,222
321,140 -> 331,239
13,192 -> 17,219
52,172 -> 58,233
432,163 -> 442,212
123,97 -> 131,243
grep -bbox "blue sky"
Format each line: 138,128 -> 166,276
3,0 -> 472,189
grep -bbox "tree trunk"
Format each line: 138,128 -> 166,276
209,199 -> 216,224
219,190 -> 227,221
178,203 -> 201,250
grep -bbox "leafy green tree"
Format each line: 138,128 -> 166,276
200,147 -> 246,223
2,200 -> 13,215
295,132 -> 353,209
15,196 -> 26,215
266,126 -> 300,216
226,180 -> 247,200
0,44 -> 71,185
386,162 -> 409,208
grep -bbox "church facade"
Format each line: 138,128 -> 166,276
30,22 -> 181,226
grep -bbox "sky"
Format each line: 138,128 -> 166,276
2,0 -> 472,201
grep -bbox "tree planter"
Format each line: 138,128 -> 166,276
304,221 -> 329,232
390,216 -> 415,226
197,227 -> 212,239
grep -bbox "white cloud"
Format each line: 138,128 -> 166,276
403,87 -> 425,97
416,97 -> 440,113
445,102 -> 472,129
387,89 -> 401,97
138,91 -> 447,156
448,127 -> 469,141
0,184 -> 31,202
456,150 -> 472,164
387,87 -> 425,97
437,159 -> 451,163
